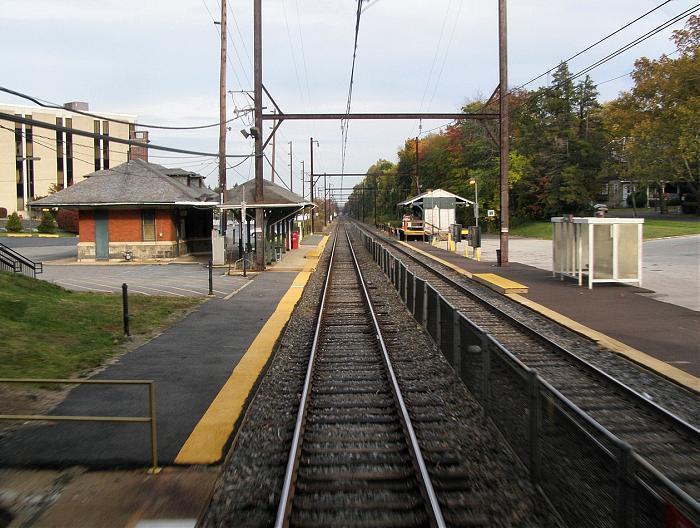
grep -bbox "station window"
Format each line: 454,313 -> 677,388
142,210 -> 156,241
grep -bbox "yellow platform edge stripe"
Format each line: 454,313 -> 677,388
396,240 -> 473,279
507,293 -> 700,394
174,237 -> 328,464
473,273 -> 528,294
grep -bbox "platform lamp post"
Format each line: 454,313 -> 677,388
469,177 -> 481,261
469,177 -> 479,229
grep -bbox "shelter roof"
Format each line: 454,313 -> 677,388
30,159 -> 218,207
221,178 -> 312,209
398,188 -> 474,207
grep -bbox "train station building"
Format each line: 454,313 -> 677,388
30,159 -> 218,261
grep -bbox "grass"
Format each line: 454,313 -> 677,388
510,218 -> 700,240
0,271 -> 202,379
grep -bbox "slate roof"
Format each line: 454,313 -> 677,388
222,178 -> 310,208
30,159 -> 218,207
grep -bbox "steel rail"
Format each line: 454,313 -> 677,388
357,222 -> 699,438
274,224 -> 446,528
344,225 -> 447,528
274,227 -> 339,528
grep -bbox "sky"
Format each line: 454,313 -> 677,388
1,0 -> 694,204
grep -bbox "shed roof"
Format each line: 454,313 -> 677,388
221,178 -> 312,209
398,188 -> 474,207
30,159 -> 218,207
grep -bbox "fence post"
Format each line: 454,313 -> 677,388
528,370 -> 541,484
147,382 -> 160,474
453,310 -> 462,375
481,343 -> 491,417
422,281 -> 428,329
615,442 -> 635,528
208,259 -> 214,296
122,283 -> 130,337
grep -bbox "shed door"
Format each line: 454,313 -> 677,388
95,210 -> 109,260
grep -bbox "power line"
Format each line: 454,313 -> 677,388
512,0 -> 674,91
294,0 -> 314,112
427,1 -> 464,111
419,5 -> 696,137
282,0 -> 307,111
419,0 -> 452,113
0,112 -> 254,158
0,86 -> 241,131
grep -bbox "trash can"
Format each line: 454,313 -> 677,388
292,231 -> 299,250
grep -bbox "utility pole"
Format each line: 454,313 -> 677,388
415,136 -> 420,196
499,0 -> 509,265
288,141 -> 293,193
310,137 -> 318,233
270,109 -> 276,183
254,0 -> 264,270
324,172 -> 328,225
218,0 -> 227,234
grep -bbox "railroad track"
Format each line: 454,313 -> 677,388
353,222 -> 700,508
275,225 -> 446,528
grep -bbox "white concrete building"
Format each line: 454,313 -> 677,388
0,102 -> 136,216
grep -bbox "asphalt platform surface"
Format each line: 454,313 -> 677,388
0,271 -> 297,467
409,240 -> 700,377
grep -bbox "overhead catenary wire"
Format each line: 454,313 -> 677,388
340,0 -> 365,193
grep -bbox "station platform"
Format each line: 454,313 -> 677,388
404,240 -> 700,389
0,236 -> 328,468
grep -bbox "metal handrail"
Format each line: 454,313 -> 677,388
0,242 -> 42,277
0,378 -> 159,473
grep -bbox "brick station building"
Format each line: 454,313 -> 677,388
31,159 -> 217,261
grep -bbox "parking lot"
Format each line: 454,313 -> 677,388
41,263 -> 249,298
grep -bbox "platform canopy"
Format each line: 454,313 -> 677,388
398,188 -> 474,209
220,178 -> 314,225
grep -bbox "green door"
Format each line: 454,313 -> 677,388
95,210 -> 109,260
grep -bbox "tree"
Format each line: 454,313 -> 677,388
37,210 -> 57,234
604,16 -> 700,212
5,212 -> 22,232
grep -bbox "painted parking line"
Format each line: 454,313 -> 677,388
54,280 -> 113,293
223,280 -> 254,301
63,278 -> 153,297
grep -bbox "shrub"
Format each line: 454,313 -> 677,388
56,209 -> 79,234
5,212 -> 22,232
37,211 -> 57,234
626,190 -> 648,208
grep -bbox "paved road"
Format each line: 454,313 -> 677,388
1,236 -> 78,262
2,237 -> 247,298
456,235 -> 700,312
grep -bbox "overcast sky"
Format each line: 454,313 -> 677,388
1,0 -> 693,202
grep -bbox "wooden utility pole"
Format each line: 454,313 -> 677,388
218,0 -> 227,233
415,136 -> 420,195
254,0 -> 264,270
310,137 -> 317,233
270,109 -> 276,183
288,141 -> 293,193
498,0 -> 509,265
